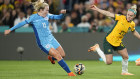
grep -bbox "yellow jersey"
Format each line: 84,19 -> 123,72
106,14 -> 135,46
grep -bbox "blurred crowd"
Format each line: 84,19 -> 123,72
0,0 -> 140,33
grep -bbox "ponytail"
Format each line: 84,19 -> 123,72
128,5 -> 137,15
32,0 -> 48,11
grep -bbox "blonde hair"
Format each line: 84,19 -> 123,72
130,5 -> 137,13
32,0 -> 49,11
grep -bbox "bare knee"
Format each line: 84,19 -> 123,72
105,54 -> 113,65
61,53 -> 65,58
117,48 -> 129,60
106,62 -> 112,65
53,53 -> 62,61
106,60 -> 112,65
59,51 -> 65,58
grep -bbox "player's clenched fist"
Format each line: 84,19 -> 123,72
90,5 -> 98,11
60,9 -> 66,14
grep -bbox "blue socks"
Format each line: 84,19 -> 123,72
58,59 -> 71,73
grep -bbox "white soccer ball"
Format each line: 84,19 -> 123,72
74,63 -> 85,75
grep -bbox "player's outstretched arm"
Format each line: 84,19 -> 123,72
132,30 -> 140,40
90,5 -> 114,18
4,21 -> 27,35
4,30 -> 11,35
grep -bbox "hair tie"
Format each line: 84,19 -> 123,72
128,9 -> 137,15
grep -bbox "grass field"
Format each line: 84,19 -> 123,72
0,60 -> 140,79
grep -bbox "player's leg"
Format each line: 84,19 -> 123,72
105,54 -> 113,65
41,39 -> 75,76
48,38 -> 65,63
88,39 -> 114,64
56,46 -> 65,58
88,44 -> 106,64
103,40 -> 114,65
49,48 -> 76,76
53,38 -> 65,58
88,43 -> 114,64
117,48 -> 134,75
48,46 -> 65,64
47,38 -> 61,64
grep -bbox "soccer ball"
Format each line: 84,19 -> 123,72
74,63 -> 85,75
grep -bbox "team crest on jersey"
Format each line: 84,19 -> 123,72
44,17 -> 49,20
128,27 -> 131,31
108,49 -> 111,52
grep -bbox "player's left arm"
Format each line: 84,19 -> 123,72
131,22 -> 140,40
49,9 -> 66,19
132,30 -> 140,40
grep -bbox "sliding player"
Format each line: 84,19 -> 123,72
88,4 -> 140,75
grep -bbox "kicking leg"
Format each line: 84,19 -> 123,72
56,46 -> 65,58
49,48 -> 76,76
48,46 -> 65,64
117,48 -> 134,75
48,39 -> 66,64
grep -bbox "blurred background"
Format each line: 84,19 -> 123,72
0,0 -> 140,61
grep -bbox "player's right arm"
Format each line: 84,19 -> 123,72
4,21 -> 27,35
4,14 -> 34,35
90,5 -> 114,18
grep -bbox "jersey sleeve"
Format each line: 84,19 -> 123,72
131,22 -> 135,32
10,14 -> 35,31
114,14 -> 123,21
10,21 -> 27,31
25,14 -> 34,24
48,13 -> 64,20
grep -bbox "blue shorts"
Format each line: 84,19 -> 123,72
38,38 -> 60,55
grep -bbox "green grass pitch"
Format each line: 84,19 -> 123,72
0,60 -> 140,79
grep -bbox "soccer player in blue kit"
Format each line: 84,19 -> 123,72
4,0 -> 76,76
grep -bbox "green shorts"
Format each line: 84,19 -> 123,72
103,38 -> 125,54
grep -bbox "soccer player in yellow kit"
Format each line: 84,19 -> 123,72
88,5 -> 140,75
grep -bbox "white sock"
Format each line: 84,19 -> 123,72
96,48 -> 106,64
122,59 -> 128,73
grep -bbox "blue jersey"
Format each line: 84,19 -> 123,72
10,13 -> 64,53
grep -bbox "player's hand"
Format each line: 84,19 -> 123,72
39,0 -> 44,3
90,5 -> 98,11
60,9 -> 66,14
4,30 -> 11,36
